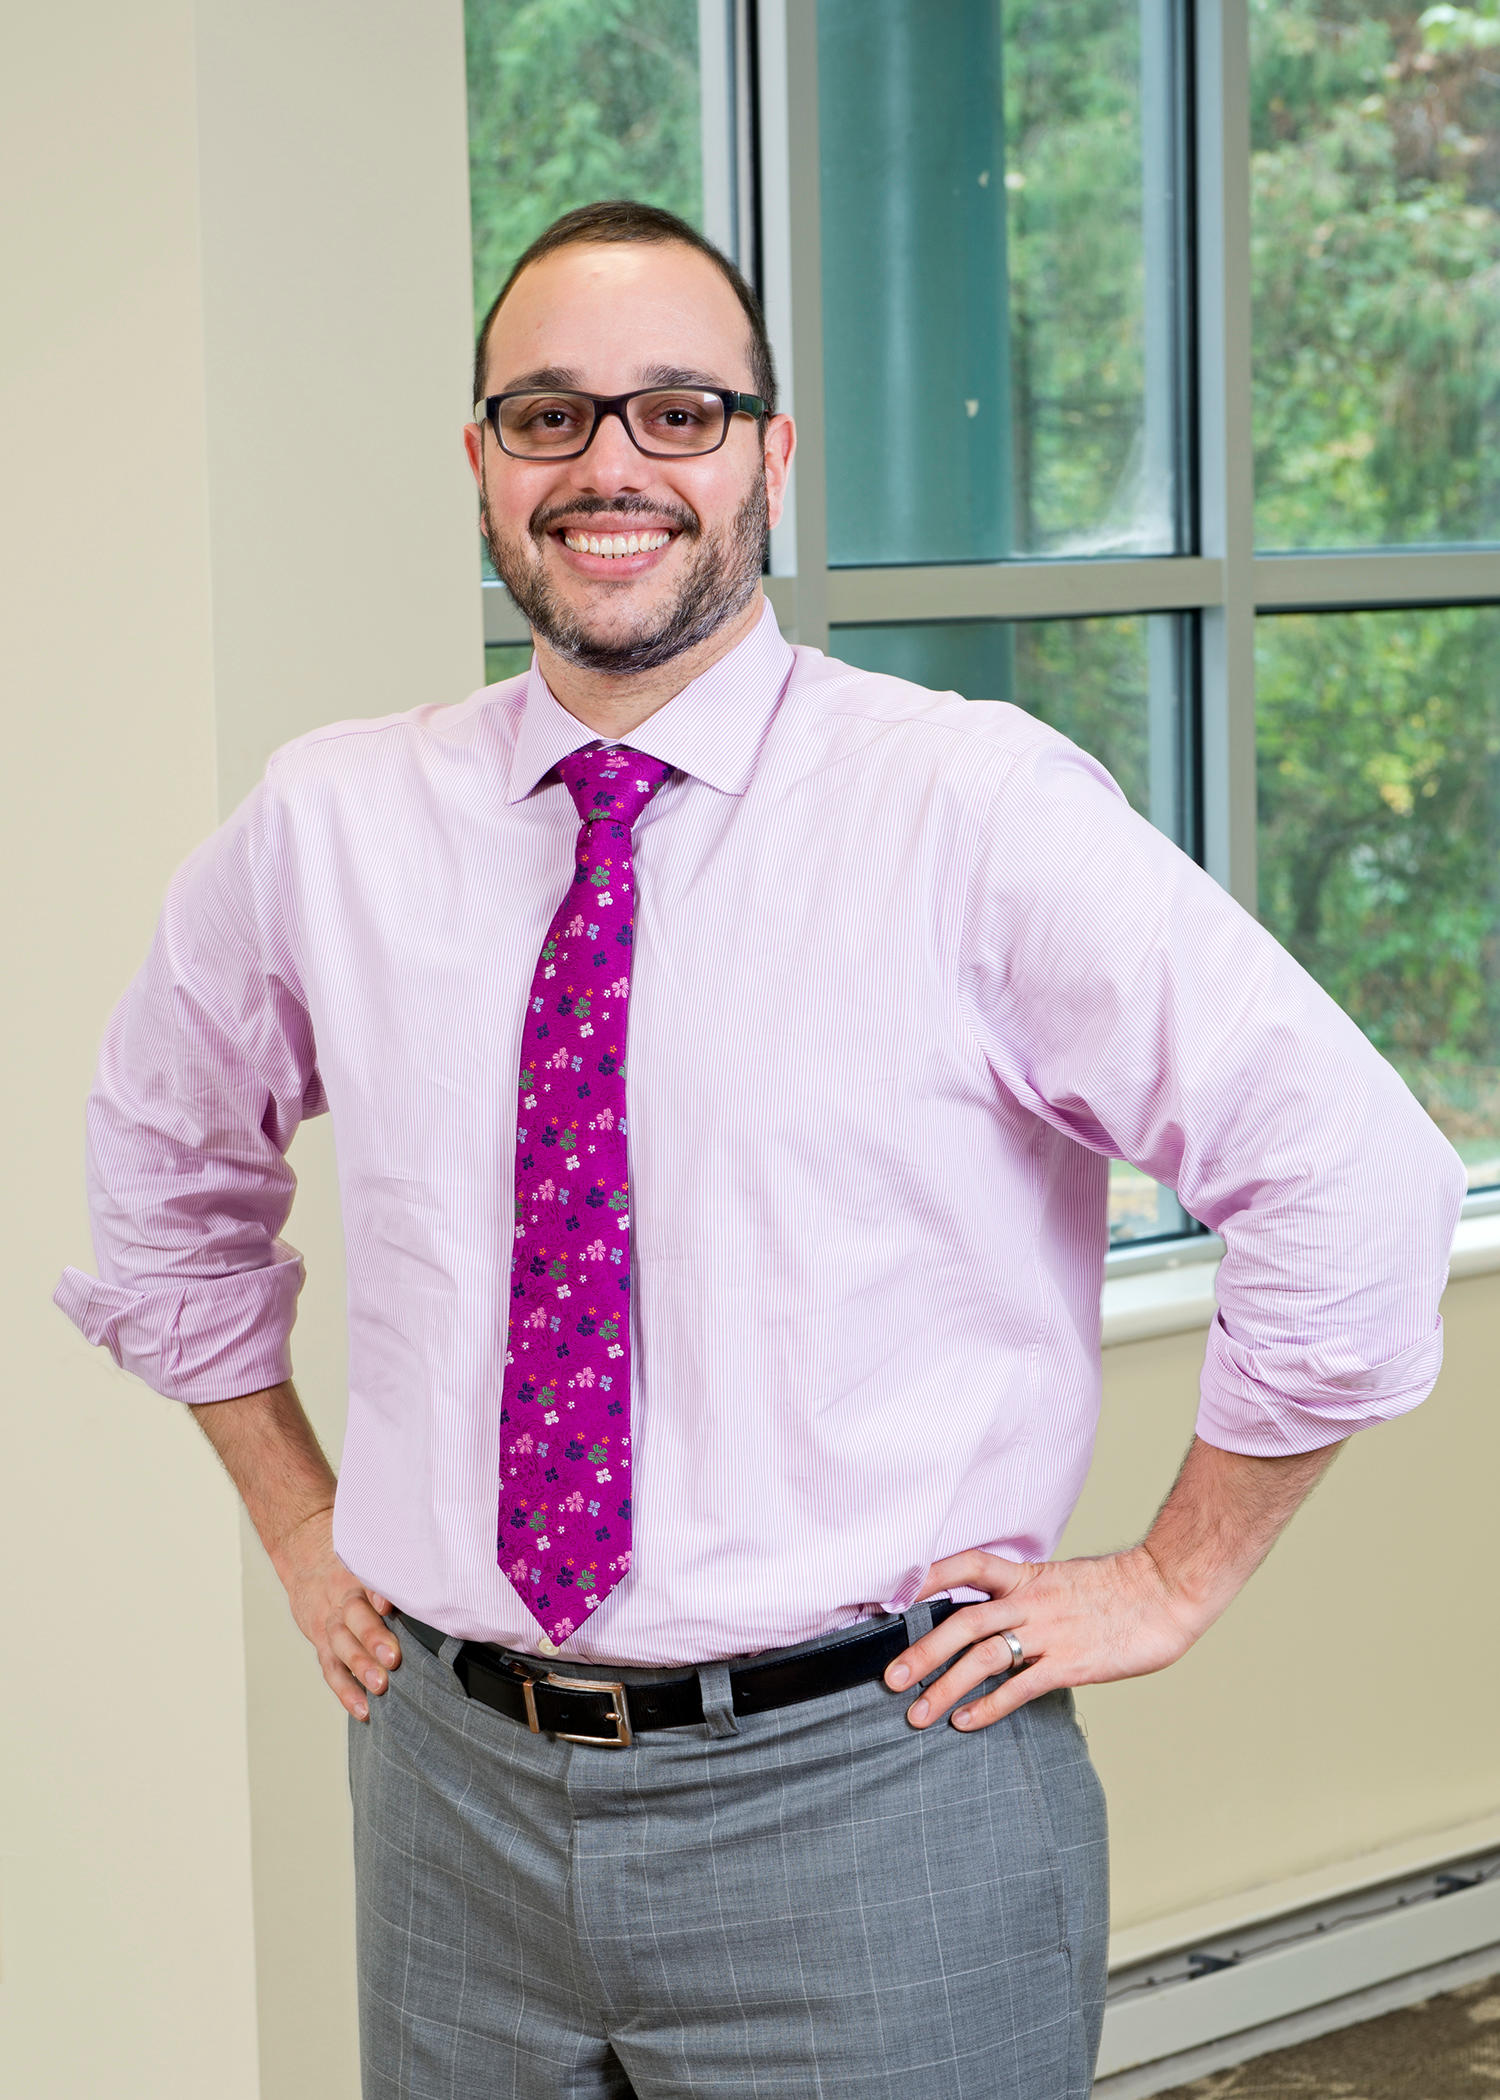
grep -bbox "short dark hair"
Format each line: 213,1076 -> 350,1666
472,200 -> 777,417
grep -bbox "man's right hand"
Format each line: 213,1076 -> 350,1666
190,1381 -> 403,1722
274,1504 -> 402,1722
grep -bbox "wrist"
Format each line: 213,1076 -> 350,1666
267,1496 -> 336,1587
1129,1538 -> 1234,1640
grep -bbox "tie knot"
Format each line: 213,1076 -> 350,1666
560,744 -> 673,829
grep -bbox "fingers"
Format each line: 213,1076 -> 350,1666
316,1585 -> 401,1722
916,1548 -> 1024,1604
323,1650 -> 376,1722
949,1662 -> 1058,1732
284,1539 -> 403,1721
347,1591 -> 401,1670
901,1624 -> 1032,1729
329,1613 -> 393,1704
885,1555 -> 1034,1694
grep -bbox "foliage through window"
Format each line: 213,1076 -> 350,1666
466,0 -> 703,329
1258,604 -> 1500,1191
1251,0 -> 1500,548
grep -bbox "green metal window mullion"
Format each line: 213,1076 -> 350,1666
1193,0 -> 1258,915
758,0 -> 830,650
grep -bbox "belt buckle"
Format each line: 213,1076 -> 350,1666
520,1671 -> 634,1748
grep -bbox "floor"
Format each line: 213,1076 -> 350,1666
1155,1978 -> 1500,2097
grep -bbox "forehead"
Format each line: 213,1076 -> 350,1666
484,241 -> 755,394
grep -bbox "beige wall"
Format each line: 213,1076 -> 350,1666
1070,1269 -> 1500,1942
190,6 -> 478,2090
5,6 -> 1497,2095
3,5 -> 478,2096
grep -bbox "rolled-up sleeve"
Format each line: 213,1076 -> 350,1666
55,781 -> 323,1402
963,727 -> 1468,1455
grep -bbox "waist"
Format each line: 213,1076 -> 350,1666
396,1599 -> 962,1746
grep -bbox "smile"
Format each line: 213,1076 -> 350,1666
559,529 -> 675,558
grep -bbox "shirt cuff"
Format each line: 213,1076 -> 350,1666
53,1247 -> 304,1402
1194,1312 -> 1445,1456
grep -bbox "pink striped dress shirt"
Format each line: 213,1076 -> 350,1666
56,600 -> 1466,1664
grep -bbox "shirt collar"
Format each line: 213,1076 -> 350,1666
505,596 -> 795,805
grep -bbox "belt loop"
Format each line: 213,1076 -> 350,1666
697,1659 -> 740,1737
902,1600 -> 935,1646
438,1633 -> 465,1675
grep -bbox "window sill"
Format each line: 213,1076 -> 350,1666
1101,1204 -> 1500,1350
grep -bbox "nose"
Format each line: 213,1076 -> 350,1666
567,406 -> 649,497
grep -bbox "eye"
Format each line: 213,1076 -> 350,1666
654,404 -> 708,429
500,393 -> 590,445
635,390 -> 717,438
525,399 -> 584,430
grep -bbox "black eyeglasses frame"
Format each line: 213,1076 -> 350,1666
473,386 -> 768,462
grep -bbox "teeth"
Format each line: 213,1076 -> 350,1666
561,529 -> 672,557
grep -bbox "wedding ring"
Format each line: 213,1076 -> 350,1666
998,1628 -> 1025,1673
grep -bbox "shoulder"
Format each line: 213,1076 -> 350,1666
260,674 -> 528,806
787,645 -> 1124,806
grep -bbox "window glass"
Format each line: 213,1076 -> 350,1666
1258,604 -> 1500,1193
832,614 -> 1197,1242
1251,0 -> 1500,549
818,0 -> 1184,566
466,0 -> 704,327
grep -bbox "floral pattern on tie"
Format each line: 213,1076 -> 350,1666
497,744 -> 672,1645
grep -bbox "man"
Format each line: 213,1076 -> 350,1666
57,200 -> 1464,2098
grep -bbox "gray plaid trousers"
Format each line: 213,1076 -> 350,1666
348,1614 -> 1108,2099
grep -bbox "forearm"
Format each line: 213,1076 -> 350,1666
1139,1433 -> 1343,1634
191,1379 -> 338,1580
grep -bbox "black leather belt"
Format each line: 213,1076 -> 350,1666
397,1601 -> 961,1749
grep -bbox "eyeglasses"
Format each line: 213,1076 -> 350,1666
474,386 -> 767,462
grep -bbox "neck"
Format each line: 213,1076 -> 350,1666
533,589 -> 765,739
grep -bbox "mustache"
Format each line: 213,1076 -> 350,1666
529,493 -> 701,539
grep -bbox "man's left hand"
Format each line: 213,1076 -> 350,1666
888,1438 -> 1344,1731
885,1545 -> 1203,1732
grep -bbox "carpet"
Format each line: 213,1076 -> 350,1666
1155,1976 -> 1500,2098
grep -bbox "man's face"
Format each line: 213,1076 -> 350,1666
464,241 -> 793,676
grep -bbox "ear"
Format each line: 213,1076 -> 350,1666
463,421 -> 485,489
762,413 -> 797,532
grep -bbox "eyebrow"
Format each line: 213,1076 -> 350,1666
489,363 -> 736,397
639,364 -> 732,390
491,365 -> 582,395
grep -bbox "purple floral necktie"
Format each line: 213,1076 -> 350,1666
498,744 -> 673,1646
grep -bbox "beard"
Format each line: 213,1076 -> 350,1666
482,469 -> 769,676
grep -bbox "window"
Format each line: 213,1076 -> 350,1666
466,0 -> 1500,1245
